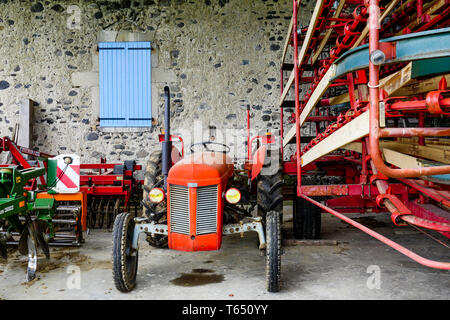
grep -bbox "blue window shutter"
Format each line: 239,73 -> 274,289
99,41 -> 152,127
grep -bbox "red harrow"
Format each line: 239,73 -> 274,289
80,160 -> 142,230
0,137 -> 143,233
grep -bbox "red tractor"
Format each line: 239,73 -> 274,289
112,87 -> 283,292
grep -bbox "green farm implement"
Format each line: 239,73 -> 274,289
0,166 -> 59,281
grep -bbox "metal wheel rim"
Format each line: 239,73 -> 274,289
125,219 -> 137,279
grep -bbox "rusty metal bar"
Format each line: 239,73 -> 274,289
293,0 -> 302,196
280,68 -> 284,161
367,0 -> 450,178
366,136 -> 450,232
299,193 -> 450,270
379,127 -> 450,138
398,178 -> 450,208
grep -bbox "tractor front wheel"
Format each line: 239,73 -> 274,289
112,212 -> 138,292
266,210 -> 281,293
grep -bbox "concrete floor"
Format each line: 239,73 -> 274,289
0,207 -> 449,300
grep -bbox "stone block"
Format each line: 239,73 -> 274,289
98,30 -> 117,42
71,72 -> 99,87
152,67 -> 177,83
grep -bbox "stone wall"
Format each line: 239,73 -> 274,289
0,0 -> 315,168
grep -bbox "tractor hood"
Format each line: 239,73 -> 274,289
167,152 -> 234,186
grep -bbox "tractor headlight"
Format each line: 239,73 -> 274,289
149,188 -> 165,204
225,188 -> 241,204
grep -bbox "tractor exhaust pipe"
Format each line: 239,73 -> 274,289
162,86 -> 172,191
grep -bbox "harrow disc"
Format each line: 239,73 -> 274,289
89,198 -> 98,229
105,198 -> 114,230
97,198 -> 105,229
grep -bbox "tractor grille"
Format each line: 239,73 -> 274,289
196,185 -> 218,235
169,184 -> 190,235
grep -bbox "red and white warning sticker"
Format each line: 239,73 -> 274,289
51,154 -> 80,193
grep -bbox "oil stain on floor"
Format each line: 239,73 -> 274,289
170,268 -> 224,287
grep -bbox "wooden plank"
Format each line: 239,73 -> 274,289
341,140 -> 450,162
423,140 -> 450,148
311,0 -> 346,64
282,113 -> 297,146
398,137 -> 450,147
389,74 -> 450,97
279,70 -> 295,108
281,14 -> 294,65
379,62 -> 413,95
395,0 -> 445,36
382,149 -> 450,181
279,0 -> 325,109
297,0 -> 326,67
18,99 -> 33,151
352,0 -> 401,49
380,141 -> 450,164
341,142 -> 362,153
329,92 -> 350,105
301,110 -> 370,166
283,239 -> 338,246
378,61 -> 449,96
299,65 -> 336,126
382,148 -> 424,169
283,64 -> 336,146
281,0 -> 301,65
391,0 -> 415,17
281,68 -> 359,111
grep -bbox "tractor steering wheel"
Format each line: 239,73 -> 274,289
189,141 -> 231,154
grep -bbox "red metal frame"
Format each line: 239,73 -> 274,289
293,0 -> 302,195
0,137 -> 49,187
158,134 -> 184,157
277,0 -> 450,269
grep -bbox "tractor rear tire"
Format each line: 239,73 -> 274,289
266,210 -> 281,293
256,160 -> 283,222
293,197 -> 321,239
143,150 -> 163,217
112,212 -> 138,292
143,150 -> 168,248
